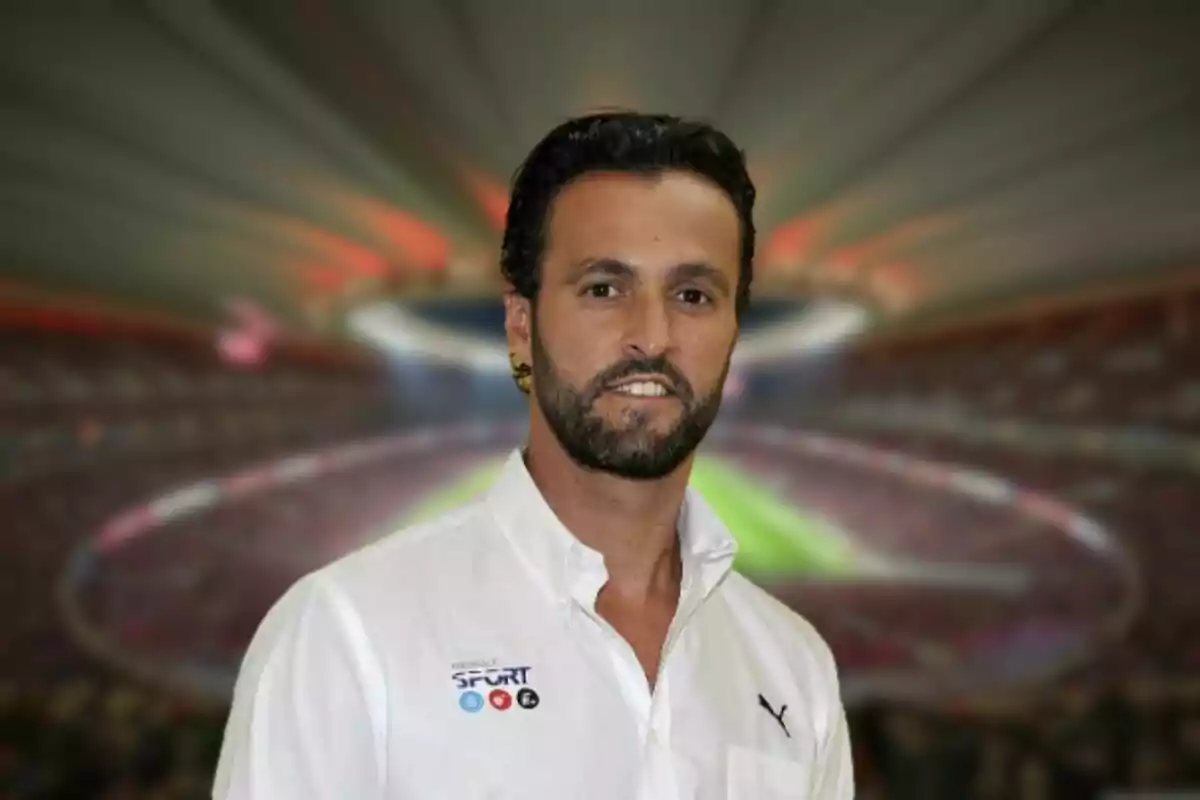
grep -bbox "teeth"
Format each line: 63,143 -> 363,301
614,381 -> 668,397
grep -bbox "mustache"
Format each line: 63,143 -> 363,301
588,356 -> 693,402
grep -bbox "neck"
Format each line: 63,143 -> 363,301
525,411 -> 692,601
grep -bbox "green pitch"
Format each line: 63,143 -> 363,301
401,455 -> 860,579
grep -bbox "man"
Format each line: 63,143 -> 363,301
213,111 -> 853,799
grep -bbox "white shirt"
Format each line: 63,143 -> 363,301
213,449 -> 854,799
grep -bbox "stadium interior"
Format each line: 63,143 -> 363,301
2,2 -> 1199,798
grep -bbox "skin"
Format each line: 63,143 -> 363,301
503,170 -> 742,687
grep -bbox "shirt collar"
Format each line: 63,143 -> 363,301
486,449 -> 739,611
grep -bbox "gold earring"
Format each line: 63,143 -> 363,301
510,352 -> 532,395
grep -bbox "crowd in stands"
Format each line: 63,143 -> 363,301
0,681 -> 223,799
829,284 -> 1200,438
0,319 -> 399,689
848,677 -> 1200,799
0,326 -> 396,485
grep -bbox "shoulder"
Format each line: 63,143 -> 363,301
262,497 -> 499,637
720,572 -> 841,690
322,498 -> 491,585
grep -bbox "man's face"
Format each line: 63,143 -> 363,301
507,170 -> 742,480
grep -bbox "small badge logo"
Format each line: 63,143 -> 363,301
516,688 -> 540,710
451,659 -> 538,714
459,691 -> 485,713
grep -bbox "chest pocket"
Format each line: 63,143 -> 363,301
726,745 -> 812,800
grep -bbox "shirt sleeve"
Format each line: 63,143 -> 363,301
212,573 -> 387,800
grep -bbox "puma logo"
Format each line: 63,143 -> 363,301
758,693 -> 791,739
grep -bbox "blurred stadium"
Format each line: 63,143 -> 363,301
2,2 -> 1200,798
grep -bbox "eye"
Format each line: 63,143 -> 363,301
678,288 -> 711,306
583,283 -> 617,299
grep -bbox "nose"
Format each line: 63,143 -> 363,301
623,292 -> 673,359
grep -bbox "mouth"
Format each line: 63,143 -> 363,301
605,376 -> 676,399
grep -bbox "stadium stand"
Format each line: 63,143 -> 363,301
774,284 -> 1200,680
3,283 -> 1199,798
0,315 -> 397,686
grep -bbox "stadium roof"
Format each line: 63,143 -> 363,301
1,1 -> 1198,342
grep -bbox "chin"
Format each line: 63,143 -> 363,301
607,398 -> 683,419
608,415 -> 682,440
613,425 -> 683,452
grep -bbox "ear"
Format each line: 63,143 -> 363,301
503,290 -> 533,365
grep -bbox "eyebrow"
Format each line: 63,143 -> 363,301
567,258 -> 732,295
567,258 -> 637,283
669,262 -> 732,296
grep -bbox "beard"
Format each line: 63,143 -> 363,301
530,321 -> 729,481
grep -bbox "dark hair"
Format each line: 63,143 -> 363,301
500,111 -> 756,317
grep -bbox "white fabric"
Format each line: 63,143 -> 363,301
213,449 -> 854,799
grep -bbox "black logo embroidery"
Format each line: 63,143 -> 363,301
758,693 -> 791,739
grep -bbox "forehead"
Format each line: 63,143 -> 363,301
542,170 -> 741,276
